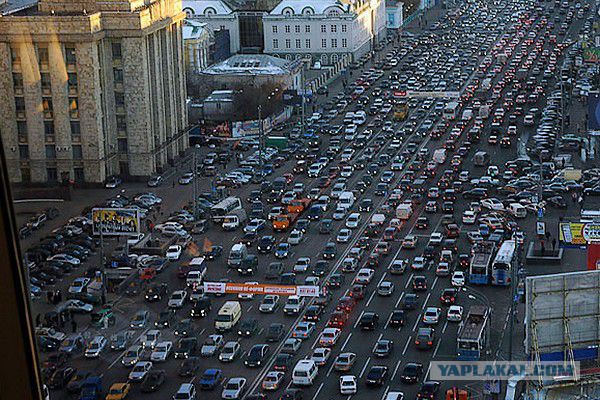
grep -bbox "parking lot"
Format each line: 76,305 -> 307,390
27,0 -> 600,399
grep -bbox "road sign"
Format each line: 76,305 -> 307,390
538,208 -> 544,219
92,208 -> 140,236
203,282 -> 320,297
536,221 -> 546,236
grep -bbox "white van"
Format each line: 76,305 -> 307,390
353,111 -> 367,126
186,258 -> 207,287
338,191 -> 355,210
308,163 -> 323,178
215,301 -> 242,332
509,203 -> 527,219
292,359 -> 319,386
461,109 -> 473,121
228,244 -> 247,267
174,383 -> 197,400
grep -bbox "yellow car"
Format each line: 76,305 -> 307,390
106,383 -> 130,400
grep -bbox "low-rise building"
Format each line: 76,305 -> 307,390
183,20 -> 211,73
386,0 -> 404,30
182,0 -> 241,54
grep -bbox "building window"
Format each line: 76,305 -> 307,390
111,42 -> 122,60
113,68 -> 123,84
17,121 -> 27,137
117,138 -> 128,153
68,73 -> 78,91
285,39 -> 291,49
42,98 -> 53,113
272,26 -> 278,33
72,145 -> 83,160
74,167 -> 84,182
322,38 -> 327,48
70,121 -> 81,138
295,39 -> 301,48
342,38 -> 348,48
45,145 -> 56,159
331,25 -> 337,33
285,25 -> 290,33
115,92 -> 125,107
38,46 -> 49,65
306,39 -> 311,48
331,38 -> 338,48
305,25 -> 310,33
15,97 -> 25,113
321,24 -> 326,33
21,168 -> 31,182
44,121 -> 54,137
342,24 -> 347,32
116,116 -> 127,132
12,73 -> 23,89
18,145 -> 28,160
273,39 -> 279,49
47,168 -> 58,181
65,46 -> 76,65
10,47 -> 20,63
69,98 -> 79,117
41,73 -> 51,91
295,25 -> 300,33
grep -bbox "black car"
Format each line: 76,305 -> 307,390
178,356 -> 200,377
174,318 -> 194,337
204,245 -> 223,260
326,273 -> 345,289
265,262 -> 283,280
238,319 -> 259,337
359,198 -> 373,212
266,323 -> 285,342
415,216 -> 429,229
311,260 -> 328,276
140,370 -> 166,392
273,353 -> 293,371
244,344 -> 270,367
412,275 -> 428,291
240,232 -> 257,247
417,381 -> 440,399
258,236 -> 276,253
319,219 -> 333,234
144,283 -> 168,302
191,295 -> 212,318
322,242 -> 337,260
373,339 -> 394,357
280,388 -> 304,400
440,288 -> 458,305
365,365 -> 388,386
303,305 -> 323,322
402,293 -> 419,310
48,367 -> 76,389
415,328 -> 435,350
389,309 -> 405,327
238,254 -> 258,275
156,310 -> 176,328
174,337 -> 198,359
359,312 -> 379,330
400,362 -> 423,383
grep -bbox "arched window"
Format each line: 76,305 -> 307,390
295,54 -> 301,60
282,7 -> 294,15
204,7 -> 217,15
183,7 -> 195,17
320,54 -> 328,64
331,54 -> 339,63
325,7 -> 342,16
301,6 -> 314,15
286,54 -> 293,60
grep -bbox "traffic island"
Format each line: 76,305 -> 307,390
525,241 -> 563,264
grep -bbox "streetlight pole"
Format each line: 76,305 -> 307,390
193,144 -> 199,219
301,65 -> 306,138
258,105 -> 264,183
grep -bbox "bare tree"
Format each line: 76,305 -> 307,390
186,68 -> 213,100
231,82 -> 283,120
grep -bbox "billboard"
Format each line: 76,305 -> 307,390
525,271 -> 600,362
583,47 -> 600,63
92,208 -> 140,236
559,222 -> 600,247
589,93 -> 600,131
203,282 -> 320,297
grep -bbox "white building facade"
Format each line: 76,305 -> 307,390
182,0 -> 241,54
183,20 -> 211,73
262,0 -> 387,66
386,0 -> 404,30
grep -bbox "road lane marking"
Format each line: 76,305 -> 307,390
391,359 -> 402,380
377,272 -> 388,286
405,273 -> 414,289
431,276 -> 439,291
422,293 -> 431,309
359,357 -> 371,378
327,362 -> 336,377
106,328 -> 149,370
412,314 -> 420,332
247,305 -> 253,312
395,292 -> 404,308
354,311 -> 365,329
425,363 -> 432,380
402,336 -> 412,355
341,333 -> 353,351
311,383 -> 324,400
366,291 -> 376,307
442,320 -> 448,334
433,338 -> 442,358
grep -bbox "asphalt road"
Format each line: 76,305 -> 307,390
32,0 -> 598,399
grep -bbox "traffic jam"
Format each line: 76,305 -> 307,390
32,0 -> 596,399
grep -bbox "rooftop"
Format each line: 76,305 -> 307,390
183,19 -> 209,40
203,54 -> 299,75
270,0 -> 348,15
205,90 -> 236,102
182,0 -> 233,16
0,0 -> 37,16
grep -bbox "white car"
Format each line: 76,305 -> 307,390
480,198 -> 505,211
319,328 -> 341,346
259,295 -> 280,313
411,257 -> 427,270
141,330 -> 161,349
311,347 -> 332,366
150,341 -> 172,362
423,307 -> 441,324
165,245 -> 183,260
129,361 -> 152,382
222,377 -> 246,400
244,219 -> 266,234
168,290 -> 188,309
354,268 -> 375,285
332,206 -> 348,221
201,334 -> 224,357
447,305 -> 464,322
262,371 -> 285,391
340,375 -> 357,395
287,229 -> 304,245
452,271 -> 466,287
384,392 -> 405,400
47,254 -> 81,265
428,232 -> 443,246
68,277 -> 90,294
84,335 -> 107,358
293,257 -> 311,273
337,228 -> 352,243
219,341 -> 241,362
60,299 -> 93,313
462,210 -> 477,224
346,213 -> 361,228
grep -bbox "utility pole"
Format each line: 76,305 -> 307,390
301,65 -> 306,138
258,104 -> 264,183
508,242 -> 519,361
193,144 -> 199,219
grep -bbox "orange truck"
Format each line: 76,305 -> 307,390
273,199 -> 311,231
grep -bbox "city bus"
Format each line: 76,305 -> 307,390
491,240 -> 516,286
469,241 -> 495,285
457,305 -> 490,360
443,101 -> 460,120
210,196 -> 242,222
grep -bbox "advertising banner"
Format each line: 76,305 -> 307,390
589,94 -> 600,131
583,47 -> 600,63
559,222 -> 600,246
92,208 -> 140,236
203,282 -> 320,297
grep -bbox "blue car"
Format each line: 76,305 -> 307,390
275,243 -> 291,259
199,368 -> 223,390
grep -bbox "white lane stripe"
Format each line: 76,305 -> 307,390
391,359 -> 402,380
431,276 -> 439,291
442,320 -> 448,334
359,357 -> 371,378
412,314 -> 420,332
422,293 -> 431,310
433,338 -> 442,358
365,290 -> 376,307
341,333 -> 353,351
311,382 -> 324,400
402,336 -> 412,355
354,311 -> 365,329
405,273 -> 414,289
395,292 -> 404,308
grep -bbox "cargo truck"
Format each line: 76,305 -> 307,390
396,203 -> 413,220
